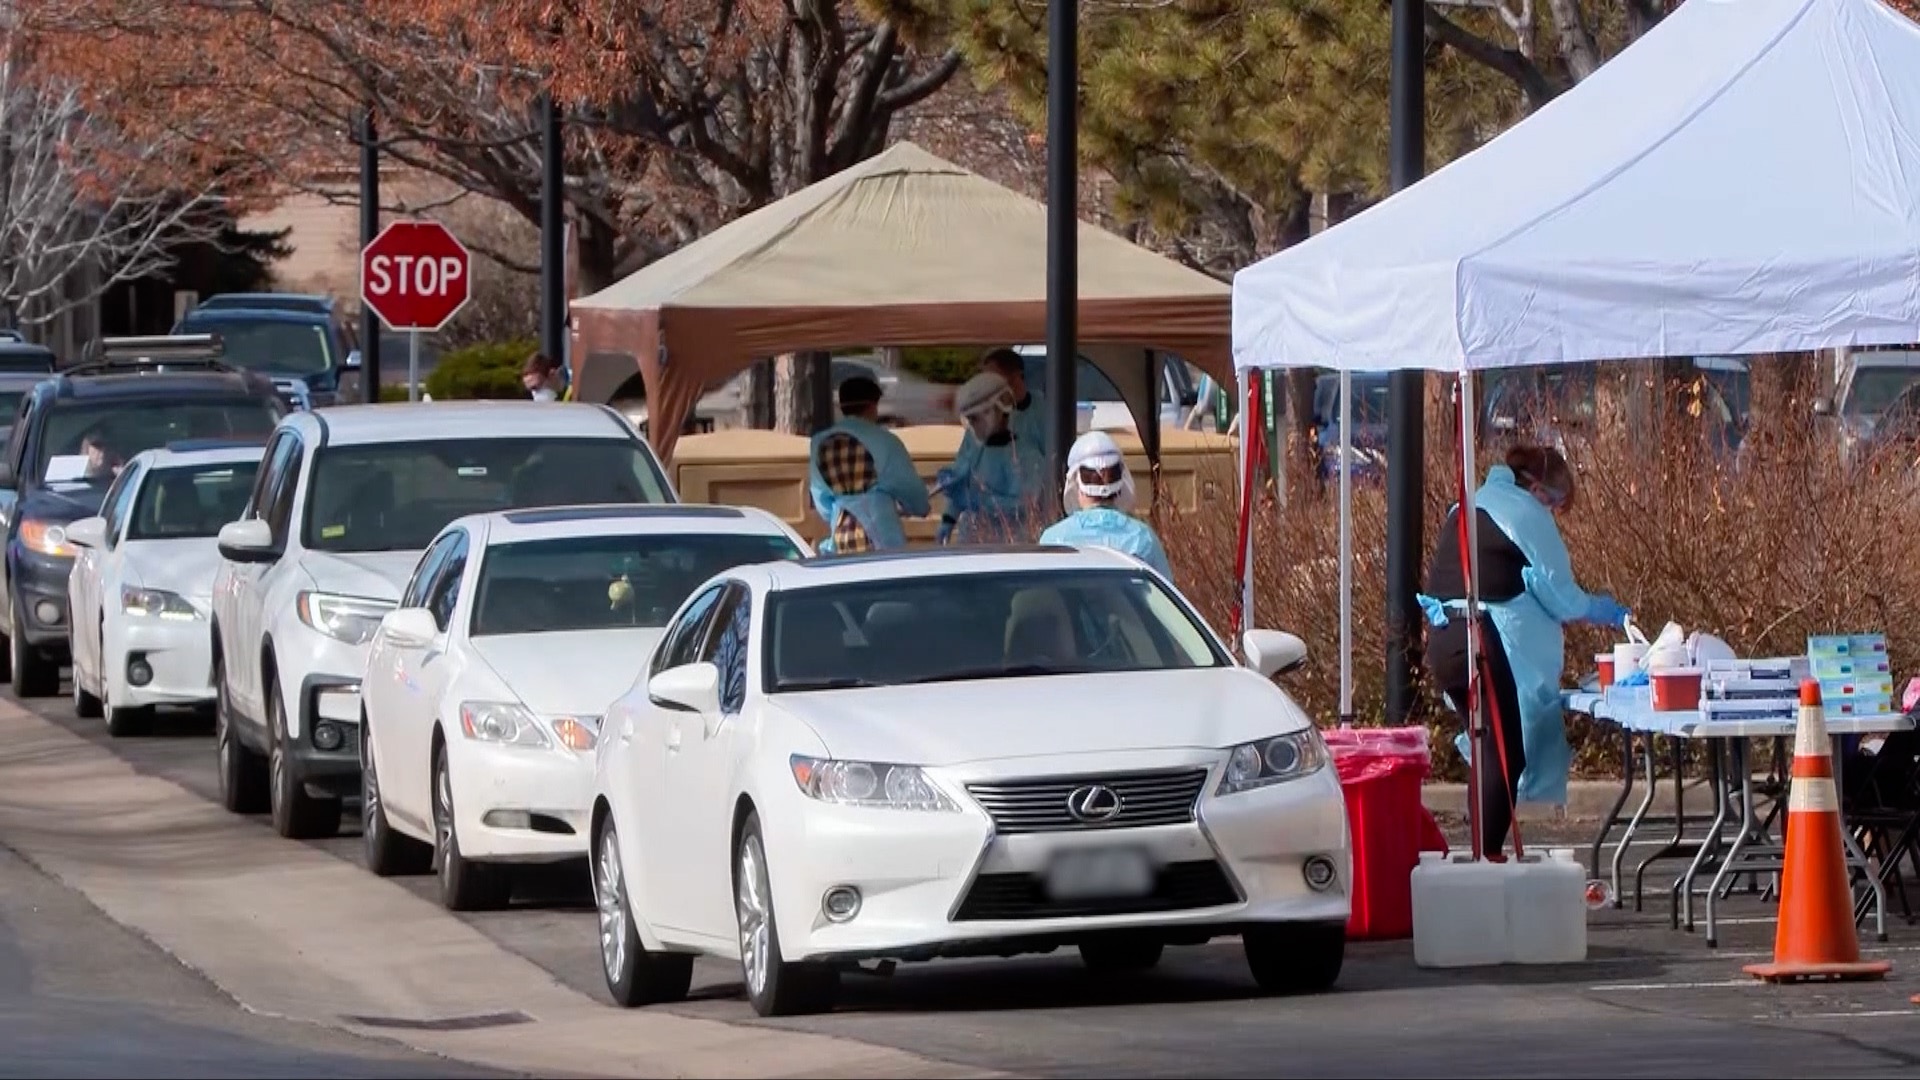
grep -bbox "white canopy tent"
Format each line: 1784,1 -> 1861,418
1228,0 -> 1920,855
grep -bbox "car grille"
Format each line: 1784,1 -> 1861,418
966,768 -> 1209,834
952,859 -> 1239,921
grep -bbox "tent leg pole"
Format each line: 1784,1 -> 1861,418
1339,370 -> 1354,728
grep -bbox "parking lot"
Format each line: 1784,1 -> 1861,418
4,687 -> 1920,1078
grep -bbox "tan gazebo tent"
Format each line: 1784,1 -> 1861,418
569,142 -> 1232,462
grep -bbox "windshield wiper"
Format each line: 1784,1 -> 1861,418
906,663 -> 1090,685
775,676 -> 884,692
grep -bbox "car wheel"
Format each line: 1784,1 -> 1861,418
594,816 -> 694,1007
214,653 -> 268,814
9,600 -> 57,697
361,714 -> 430,876
432,746 -> 511,911
267,678 -> 341,840
73,654 -> 101,719
1078,936 -> 1166,972
734,811 -> 838,1017
1243,921 -> 1345,995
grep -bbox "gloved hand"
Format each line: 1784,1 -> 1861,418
944,482 -> 977,515
1585,594 -> 1631,628
934,467 -> 960,495
935,517 -> 956,545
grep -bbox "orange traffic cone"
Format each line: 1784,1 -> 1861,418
1744,680 -> 1890,984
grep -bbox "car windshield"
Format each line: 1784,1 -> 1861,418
0,390 -> 27,422
471,532 -> 804,636
1844,363 -> 1920,420
763,568 -> 1228,692
180,315 -> 333,375
128,460 -> 261,541
36,399 -> 280,488
304,437 -> 673,553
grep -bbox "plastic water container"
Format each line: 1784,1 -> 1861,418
1508,849 -> 1589,965
1411,852 -> 1509,968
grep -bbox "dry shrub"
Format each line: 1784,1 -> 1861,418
1156,357 -> 1920,782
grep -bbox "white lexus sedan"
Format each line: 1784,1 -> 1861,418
358,503 -> 810,912
589,545 -> 1350,1016
65,443 -> 263,736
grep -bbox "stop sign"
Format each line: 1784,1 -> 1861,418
360,220 -> 472,332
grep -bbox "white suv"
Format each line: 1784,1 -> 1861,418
210,401 -> 677,840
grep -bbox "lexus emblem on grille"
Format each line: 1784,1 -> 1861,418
1065,784 -> 1123,823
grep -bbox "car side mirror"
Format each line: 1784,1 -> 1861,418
649,662 -> 722,715
1812,396 -> 1836,417
1243,628 -> 1308,679
379,607 -> 440,649
216,518 -> 279,563
344,349 -> 363,369
65,516 -> 107,549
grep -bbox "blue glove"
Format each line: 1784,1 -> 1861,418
934,467 -> 960,495
945,482 -> 977,515
935,518 -> 956,545
1585,594 -> 1630,628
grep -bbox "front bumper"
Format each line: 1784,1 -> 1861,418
286,672 -> 365,797
766,747 -> 1352,963
448,740 -> 594,862
11,548 -> 75,652
108,614 -> 214,708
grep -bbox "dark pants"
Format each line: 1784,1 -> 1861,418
1426,613 -> 1528,856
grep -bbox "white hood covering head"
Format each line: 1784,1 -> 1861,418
1062,430 -> 1136,512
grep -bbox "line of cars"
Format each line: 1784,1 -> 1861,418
24,373 -> 1356,1019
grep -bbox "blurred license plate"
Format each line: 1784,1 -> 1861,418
1045,847 -> 1155,901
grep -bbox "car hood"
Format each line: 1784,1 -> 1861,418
123,539 -> 226,604
300,550 -> 421,602
20,479 -> 110,527
773,668 -> 1310,767
470,628 -> 665,717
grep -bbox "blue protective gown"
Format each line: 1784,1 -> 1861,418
1040,507 -> 1174,582
1435,464 -> 1603,807
955,388 -> 1048,468
807,416 -> 931,553
941,431 -> 1048,543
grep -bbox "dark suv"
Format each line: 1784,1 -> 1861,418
174,296 -> 362,408
0,346 -> 285,694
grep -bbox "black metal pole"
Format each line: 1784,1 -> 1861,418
1044,0 -> 1079,510
358,107 -> 383,403
1384,0 -> 1427,725
539,93 -> 566,368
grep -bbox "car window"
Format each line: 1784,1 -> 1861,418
654,584 -> 725,675
401,532 -> 459,610
1020,355 -> 1126,403
126,461 -> 261,541
302,437 -> 672,554
262,435 -> 304,543
99,462 -> 144,547
34,398 -> 280,487
763,568 -> 1229,692
425,530 -> 469,631
701,584 -> 751,715
179,314 -> 333,375
470,532 -> 800,637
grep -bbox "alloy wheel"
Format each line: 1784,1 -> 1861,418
736,837 -> 771,998
596,829 -> 627,981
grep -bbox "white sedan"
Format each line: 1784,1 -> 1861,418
65,443 -> 264,736
358,503 -> 811,912
589,545 -> 1351,1016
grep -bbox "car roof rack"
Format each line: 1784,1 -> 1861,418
68,334 -> 240,376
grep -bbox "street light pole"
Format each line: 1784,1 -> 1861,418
539,93 -> 566,369
1384,0 -> 1427,725
1045,0 -> 1079,506
358,106 -> 383,404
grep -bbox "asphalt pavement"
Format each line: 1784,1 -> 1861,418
8,690 -> 1920,1078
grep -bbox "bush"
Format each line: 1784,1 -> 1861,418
897,346 -> 984,385
1153,355 -> 1920,782
425,338 -> 537,400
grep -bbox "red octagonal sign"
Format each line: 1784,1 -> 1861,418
360,220 -> 472,332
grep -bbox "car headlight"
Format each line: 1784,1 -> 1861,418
459,701 -> 551,748
789,755 -> 957,811
121,586 -> 200,621
1217,729 -> 1329,795
296,591 -> 394,646
19,519 -> 73,558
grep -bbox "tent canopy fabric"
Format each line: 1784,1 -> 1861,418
1232,0 -> 1920,376
570,142 -> 1232,461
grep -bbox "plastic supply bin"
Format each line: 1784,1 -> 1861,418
1324,726 -> 1448,941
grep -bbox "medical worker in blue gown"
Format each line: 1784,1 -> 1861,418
1039,430 -> 1174,582
1416,445 -> 1629,857
935,371 -> 1048,545
807,375 -> 930,554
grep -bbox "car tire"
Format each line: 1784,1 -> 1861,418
1078,936 -> 1166,972
734,811 -> 838,1017
361,713 -> 430,876
104,698 -> 154,738
432,746 -> 512,911
593,816 -> 694,1008
214,652 -> 268,815
73,661 -> 101,719
1243,921 -> 1345,995
267,678 -> 341,840
10,600 -> 57,697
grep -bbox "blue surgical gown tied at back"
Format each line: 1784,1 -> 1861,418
1448,464 -> 1600,807
806,416 -> 931,553
1039,507 -> 1174,582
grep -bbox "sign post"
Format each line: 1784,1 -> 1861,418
359,220 -> 472,401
